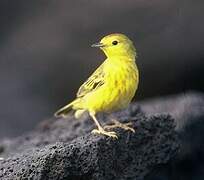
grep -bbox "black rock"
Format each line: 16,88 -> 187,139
0,106 -> 178,180
141,91 -> 204,180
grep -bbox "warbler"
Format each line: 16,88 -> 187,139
55,33 -> 139,138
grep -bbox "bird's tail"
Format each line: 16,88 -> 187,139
54,100 -> 77,118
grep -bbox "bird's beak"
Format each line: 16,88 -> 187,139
91,42 -> 104,48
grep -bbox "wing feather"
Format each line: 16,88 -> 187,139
77,63 -> 105,98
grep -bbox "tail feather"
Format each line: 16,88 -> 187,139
54,101 -> 74,117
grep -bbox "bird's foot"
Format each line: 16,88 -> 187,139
104,119 -> 135,133
91,127 -> 118,139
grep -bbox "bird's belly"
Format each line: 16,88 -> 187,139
84,74 -> 137,113
106,79 -> 136,112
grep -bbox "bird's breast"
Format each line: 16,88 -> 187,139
83,60 -> 139,113
103,61 -> 139,111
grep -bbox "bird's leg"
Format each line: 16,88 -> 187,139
104,118 -> 135,133
89,112 -> 118,139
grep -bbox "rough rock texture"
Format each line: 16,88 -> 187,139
0,105 -> 178,180
141,91 -> 204,180
1,91 -> 203,180
140,91 -> 204,131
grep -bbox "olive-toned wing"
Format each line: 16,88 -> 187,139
77,64 -> 105,98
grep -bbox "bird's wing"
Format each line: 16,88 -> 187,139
77,63 -> 105,98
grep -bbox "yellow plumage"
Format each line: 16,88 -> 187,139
55,33 -> 139,138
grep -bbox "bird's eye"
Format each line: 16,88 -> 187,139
112,40 -> 118,45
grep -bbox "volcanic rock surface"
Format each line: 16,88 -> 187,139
0,104 -> 178,180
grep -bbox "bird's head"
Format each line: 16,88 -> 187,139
92,33 -> 136,59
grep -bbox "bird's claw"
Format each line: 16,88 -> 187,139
104,119 -> 135,133
91,128 -> 118,139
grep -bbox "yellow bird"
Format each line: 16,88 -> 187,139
55,33 -> 139,138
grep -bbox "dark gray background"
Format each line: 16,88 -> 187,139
0,0 -> 203,138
